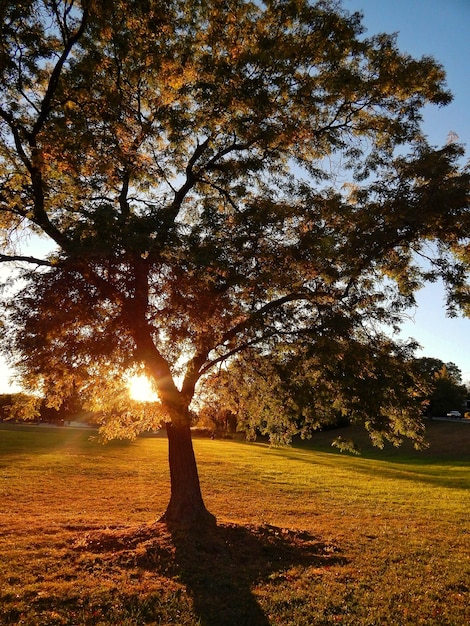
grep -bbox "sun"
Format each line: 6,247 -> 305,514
128,374 -> 160,403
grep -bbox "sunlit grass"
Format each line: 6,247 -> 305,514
0,422 -> 469,625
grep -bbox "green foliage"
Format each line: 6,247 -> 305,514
200,337 -> 428,447
0,0 -> 469,444
414,358 -> 467,416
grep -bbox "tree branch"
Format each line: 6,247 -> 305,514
31,6 -> 89,137
0,253 -> 53,267
169,137 -> 212,218
118,171 -> 131,220
198,335 -> 272,378
198,177 -> 241,212
190,292 -> 316,381
204,136 -> 260,170
219,291 -> 314,347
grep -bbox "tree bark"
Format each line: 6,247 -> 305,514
160,421 -> 216,526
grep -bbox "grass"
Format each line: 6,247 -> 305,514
0,420 -> 469,625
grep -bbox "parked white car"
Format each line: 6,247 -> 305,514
447,410 -> 462,418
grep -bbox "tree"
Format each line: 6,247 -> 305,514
0,392 -> 41,422
0,0 -> 469,524
414,358 -> 467,416
429,370 -> 466,417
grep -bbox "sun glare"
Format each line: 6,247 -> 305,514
128,375 -> 160,403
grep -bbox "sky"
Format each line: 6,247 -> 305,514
344,0 -> 470,382
0,0 -> 469,392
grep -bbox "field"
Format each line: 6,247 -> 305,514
0,421 -> 469,625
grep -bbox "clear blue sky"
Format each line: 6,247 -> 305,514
345,0 -> 470,382
0,0 -> 469,391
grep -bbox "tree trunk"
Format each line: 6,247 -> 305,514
160,421 -> 216,526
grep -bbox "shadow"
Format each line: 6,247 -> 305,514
167,523 -> 346,626
75,521 -> 346,626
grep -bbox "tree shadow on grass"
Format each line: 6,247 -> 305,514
167,523 -> 347,626
76,521 -> 347,626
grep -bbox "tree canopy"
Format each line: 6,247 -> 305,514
1,0 -> 469,522
414,358 -> 467,417
199,340 -> 429,449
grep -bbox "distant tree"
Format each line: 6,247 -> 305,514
0,1 -> 469,524
0,393 -> 41,422
0,390 -> 100,424
0,394 -> 12,420
414,359 -> 467,416
429,370 -> 467,417
414,358 -> 463,385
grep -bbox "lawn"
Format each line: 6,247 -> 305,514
0,421 -> 469,625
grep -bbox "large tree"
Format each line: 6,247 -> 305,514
0,0 -> 469,524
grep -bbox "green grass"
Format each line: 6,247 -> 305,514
0,421 -> 469,625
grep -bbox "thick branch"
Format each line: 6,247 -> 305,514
1,9 -> 89,254
181,350 -> 212,402
119,171 -> 131,220
169,137 -> 212,220
188,292 -> 316,383
167,135 -> 260,224
124,255 -> 186,416
198,336 -> 271,378
31,7 -> 89,137
0,108 -> 33,172
204,136 -> 260,170
0,253 -> 53,267
219,292 -> 313,347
